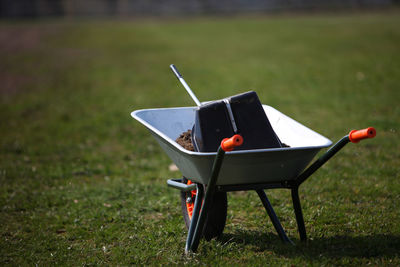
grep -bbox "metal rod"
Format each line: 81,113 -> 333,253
294,136 -> 350,186
217,182 -> 289,192
291,187 -> 307,241
170,64 -> 201,107
189,146 -> 226,252
223,99 -> 238,133
167,179 -> 197,192
185,184 -> 204,253
256,190 -> 294,245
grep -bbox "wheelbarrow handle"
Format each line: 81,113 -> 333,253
294,127 -> 376,186
221,134 -> 244,152
189,134 -> 243,252
349,127 -> 376,143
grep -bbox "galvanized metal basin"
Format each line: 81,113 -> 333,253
131,105 -> 332,185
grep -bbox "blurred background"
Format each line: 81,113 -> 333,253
0,0 -> 398,17
1,0 -> 399,265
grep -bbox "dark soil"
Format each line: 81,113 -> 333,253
176,130 -> 195,151
282,143 -> 290,147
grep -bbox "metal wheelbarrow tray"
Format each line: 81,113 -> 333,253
132,104 -> 376,253
132,105 -> 332,185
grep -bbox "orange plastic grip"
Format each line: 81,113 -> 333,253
221,134 -> 244,152
348,127 -> 376,143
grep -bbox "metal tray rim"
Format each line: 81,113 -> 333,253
131,105 -> 333,157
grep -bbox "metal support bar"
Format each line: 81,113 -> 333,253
185,184 -> 204,252
170,64 -> 202,107
256,190 -> 294,245
291,187 -> 307,241
295,136 -> 350,186
167,178 -> 197,192
217,182 -> 289,192
189,147 -> 226,252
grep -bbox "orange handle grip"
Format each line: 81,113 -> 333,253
348,127 -> 376,143
221,134 -> 244,152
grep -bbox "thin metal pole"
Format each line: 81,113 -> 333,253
256,190 -> 294,245
170,64 -> 201,106
291,187 -> 307,241
185,184 -> 204,253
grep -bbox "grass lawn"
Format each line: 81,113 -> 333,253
1,10 -> 399,265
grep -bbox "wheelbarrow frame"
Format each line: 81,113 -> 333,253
132,105 -> 333,186
132,105 -> 376,253
167,130 -> 375,252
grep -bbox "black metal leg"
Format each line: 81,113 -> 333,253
189,183 -> 217,252
291,187 -> 307,241
189,147 -> 227,252
256,190 -> 293,245
185,184 -> 204,253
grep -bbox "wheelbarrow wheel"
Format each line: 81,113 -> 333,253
180,177 -> 227,241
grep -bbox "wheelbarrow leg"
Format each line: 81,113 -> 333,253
187,135 -> 243,252
188,146 -> 228,252
185,184 -> 204,253
291,187 -> 307,241
256,190 -> 294,245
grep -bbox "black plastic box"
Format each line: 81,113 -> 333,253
192,91 -> 282,152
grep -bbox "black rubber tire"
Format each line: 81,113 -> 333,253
180,178 -> 227,241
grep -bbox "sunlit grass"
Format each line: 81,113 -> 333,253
0,11 -> 399,265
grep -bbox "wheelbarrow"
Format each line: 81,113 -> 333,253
131,66 -> 377,253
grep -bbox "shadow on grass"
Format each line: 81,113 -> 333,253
219,230 -> 400,258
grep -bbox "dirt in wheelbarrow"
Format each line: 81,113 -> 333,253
176,130 -> 195,151
176,130 -> 290,151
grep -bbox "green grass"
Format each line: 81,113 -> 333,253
1,10 -> 400,265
